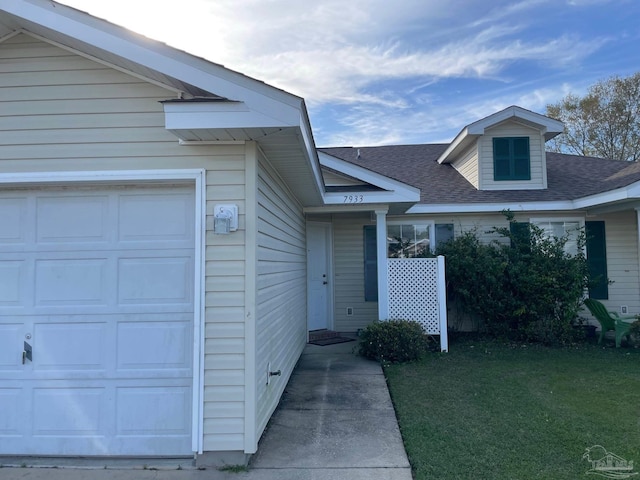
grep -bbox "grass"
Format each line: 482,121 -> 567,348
384,335 -> 640,480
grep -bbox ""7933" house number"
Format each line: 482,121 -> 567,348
343,195 -> 365,203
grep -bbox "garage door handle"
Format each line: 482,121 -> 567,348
23,341 -> 32,364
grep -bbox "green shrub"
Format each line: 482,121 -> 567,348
436,210 -> 590,344
359,320 -> 428,364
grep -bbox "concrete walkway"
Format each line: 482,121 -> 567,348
0,340 -> 412,480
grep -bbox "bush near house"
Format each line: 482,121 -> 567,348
436,211 -> 590,344
359,319 -> 429,364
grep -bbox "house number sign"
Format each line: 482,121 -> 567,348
343,195 -> 365,204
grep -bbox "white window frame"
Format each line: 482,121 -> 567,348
386,221 -> 434,258
529,217 -> 585,255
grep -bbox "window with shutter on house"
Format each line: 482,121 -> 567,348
363,223 -> 453,301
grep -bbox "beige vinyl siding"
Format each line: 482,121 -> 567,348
203,161 -> 247,452
254,151 -> 307,444
587,211 -> 640,316
451,143 -> 479,188
333,213 -> 378,332
0,34 -> 250,453
479,121 -> 547,190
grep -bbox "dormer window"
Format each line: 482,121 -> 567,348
493,137 -> 530,181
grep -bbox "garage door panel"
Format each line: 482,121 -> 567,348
0,197 -> 28,244
0,388 -> 23,435
36,195 -> 109,244
0,324 -> 23,369
33,387 -> 106,436
35,258 -> 109,306
118,193 -> 193,243
117,321 -> 191,371
33,322 -> 107,371
116,386 -> 191,435
0,260 -> 25,306
118,256 -> 192,304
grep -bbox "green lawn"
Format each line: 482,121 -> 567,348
384,336 -> 640,480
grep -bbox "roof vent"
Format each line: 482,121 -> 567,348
357,148 -> 361,159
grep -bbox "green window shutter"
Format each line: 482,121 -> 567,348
493,138 -> 512,180
435,223 -> 454,250
585,221 -> 608,299
363,225 -> 378,302
510,222 -> 531,251
493,137 -> 530,181
512,137 -> 530,180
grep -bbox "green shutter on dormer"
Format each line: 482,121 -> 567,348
493,137 -> 530,181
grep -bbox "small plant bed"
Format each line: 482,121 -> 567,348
385,336 -> 640,480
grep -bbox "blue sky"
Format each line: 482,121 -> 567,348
58,0 -> 640,147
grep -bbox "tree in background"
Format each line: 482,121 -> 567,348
546,72 -> 640,162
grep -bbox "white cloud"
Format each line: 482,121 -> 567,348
57,0 -> 623,146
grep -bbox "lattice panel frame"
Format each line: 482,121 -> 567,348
388,258 -> 440,334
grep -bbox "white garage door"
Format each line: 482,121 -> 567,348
0,184 -> 195,456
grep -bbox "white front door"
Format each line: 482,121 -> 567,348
307,223 -> 332,331
0,185 -> 195,456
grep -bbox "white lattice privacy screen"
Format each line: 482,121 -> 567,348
387,258 -> 447,350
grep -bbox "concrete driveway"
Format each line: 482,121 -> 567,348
0,339 -> 412,480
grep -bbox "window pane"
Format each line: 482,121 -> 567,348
533,220 -> 581,256
387,224 -> 431,257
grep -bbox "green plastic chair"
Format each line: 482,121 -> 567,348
583,298 -> 637,347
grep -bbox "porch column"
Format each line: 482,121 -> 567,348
375,208 -> 389,321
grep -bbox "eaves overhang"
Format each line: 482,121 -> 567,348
318,152 -> 420,206
408,179 -> 640,215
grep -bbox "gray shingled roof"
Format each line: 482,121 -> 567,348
319,145 -> 640,205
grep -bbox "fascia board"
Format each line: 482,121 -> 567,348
2,0 -> 302,126
407,201 -> 576,214
408,182 -> 640,214
572,182 -> 640,209
437,127 -> 471,164
318,152 -> 420,200
323,190 -> 419,205
468,106 -> 564,135
299,107 -> 326,200
163,102 -> 293,130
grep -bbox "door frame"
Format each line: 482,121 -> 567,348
0,169 -> 206,455
306,221 -> 334,332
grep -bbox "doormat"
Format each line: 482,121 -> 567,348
309,336 -> 355,346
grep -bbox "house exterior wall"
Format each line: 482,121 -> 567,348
333,212 -> 379,332
330,209 -> 640,331
479,121 -> 547,190
253,149 -> 307,448
0,34 -> 255,454
450,143 -> 479,188
585,210 -> 640,316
